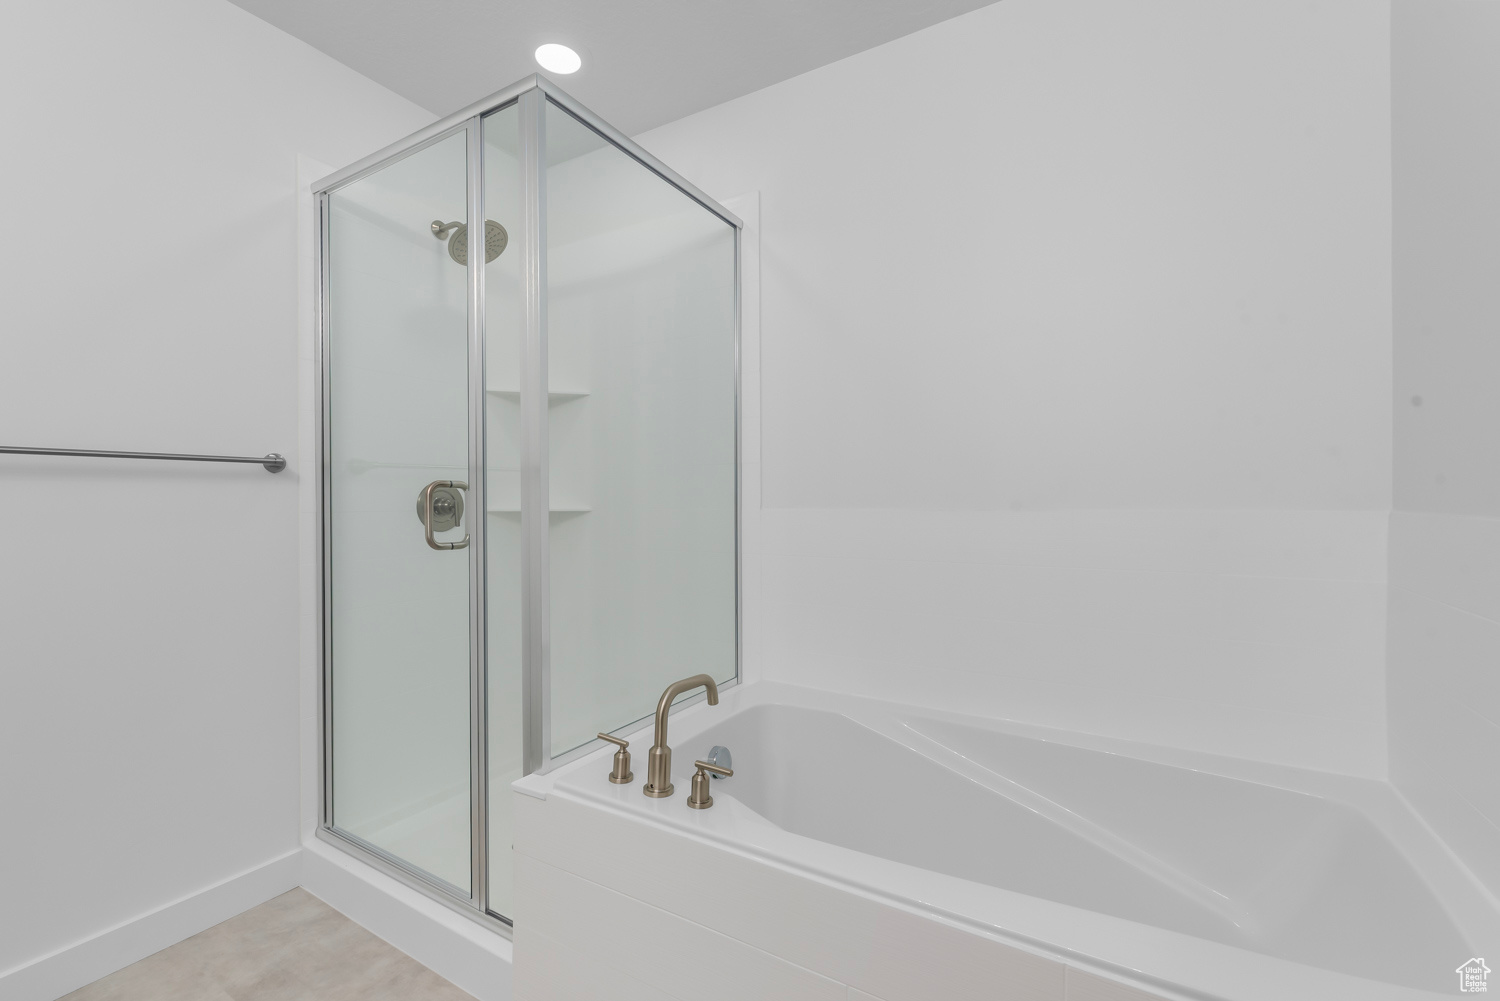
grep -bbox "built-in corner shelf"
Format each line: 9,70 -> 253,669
486,385 -> 591,519
487,388 -> 589,405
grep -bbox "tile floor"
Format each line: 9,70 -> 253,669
61,889 -> 476,1001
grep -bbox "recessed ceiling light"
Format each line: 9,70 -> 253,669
535,44 -> 581,75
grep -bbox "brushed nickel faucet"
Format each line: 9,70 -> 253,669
642,674 -> 719,797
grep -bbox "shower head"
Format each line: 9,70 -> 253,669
430,219 -> 508,265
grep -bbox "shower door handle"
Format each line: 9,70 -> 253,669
419,479 -> 469,551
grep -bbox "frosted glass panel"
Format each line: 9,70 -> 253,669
481,104 -> 522,920
544,100 -> 738,757
327,130 -> 471,892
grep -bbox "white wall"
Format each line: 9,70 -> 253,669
0,0 -> 432,992
640,0 -> 1394,774
1388,0 -> 1500,897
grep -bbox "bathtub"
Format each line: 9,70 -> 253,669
512,682 -> 1498,1000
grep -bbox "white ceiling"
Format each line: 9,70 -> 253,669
228,0 -> 998,135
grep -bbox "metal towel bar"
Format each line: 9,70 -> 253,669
0,445 -> 286,473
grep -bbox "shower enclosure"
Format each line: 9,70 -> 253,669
312,76 -> 741,926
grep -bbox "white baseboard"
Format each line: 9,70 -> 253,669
0,844 -> 511,1001
0,850 -> 302,1001
300,839 -> 512,1001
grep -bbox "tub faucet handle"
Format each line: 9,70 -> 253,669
597,733 -> 633,784
687,760 -> 733,810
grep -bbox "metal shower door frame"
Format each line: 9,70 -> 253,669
311,75 -> 743,932
514,84 -> 745,782
313,110 -> 500,929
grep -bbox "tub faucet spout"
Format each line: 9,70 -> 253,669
642,674 -> 719,798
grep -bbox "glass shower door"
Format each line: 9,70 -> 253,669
324,130 -> 473,893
